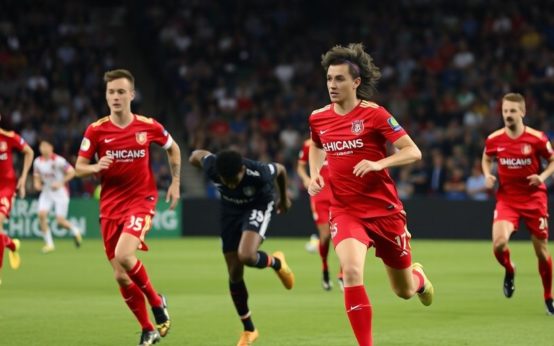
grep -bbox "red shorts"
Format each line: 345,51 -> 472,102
100,207 -> 155,260
494,200 -> 549,239
0,182 -> 16,218
330,211 -> 412,269
310,196 -> 330,225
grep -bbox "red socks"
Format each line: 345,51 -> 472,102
319,240 -> 329,271
494,249 -> 515,273
127,261 -> 163,308
344,285 -> 373,346
119,283 -> 155,331
412,269 -> 425,292
539,256 -> 553,300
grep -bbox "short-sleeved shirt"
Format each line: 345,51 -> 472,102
33,154 -> 72,193
0,129 -> 27,185
202,154 -> 277,212
78,114 -> 173,219
485,126 -> 554,204
309,101 -> 407,219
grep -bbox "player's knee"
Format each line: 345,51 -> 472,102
114,253 -> 134,270
493,240 -> 508,253
342,265 -> 363,283
114,271 -> 131,286
237,251 -> 257,265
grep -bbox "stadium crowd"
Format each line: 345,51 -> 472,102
1,0 -> 554,199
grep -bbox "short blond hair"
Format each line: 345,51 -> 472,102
502,92 -> 526,113
103,69 -> 135,89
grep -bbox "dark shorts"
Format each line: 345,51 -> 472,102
221,201 -> 275,253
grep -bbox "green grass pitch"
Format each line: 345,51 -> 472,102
0,238 -> 552,345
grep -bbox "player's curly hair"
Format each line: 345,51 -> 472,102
321,43 -> 381,100
215,149 -> 243,179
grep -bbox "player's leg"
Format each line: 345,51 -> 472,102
114,213 -> 169,336
317,222 -> 332,290
38,194 -> 55,252
54,195 -> 82,247
531,235 -> 554,314
238,203 -> 294,289
225,251 -> 259,345
492,220 -> 516,297
335,238 -> 372,346
526,211 -> 553,314
0,197 -> 20,274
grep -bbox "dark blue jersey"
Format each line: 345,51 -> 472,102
202,154 -> 277,209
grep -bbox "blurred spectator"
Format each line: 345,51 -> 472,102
466,162 -> 489,200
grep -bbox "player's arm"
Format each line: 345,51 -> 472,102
296,160 -> 311,189
274,163 -> 291,214
188,149 -> 212,168
308,143 -> 326,196
17,144 -> 34,198
528,155 -> 554,187
33,172 -> 42,192
481,150 -> 497,189
165,141 -> 181,210
75,156 -> 113,178
353,135 -> 421,177
52,165 -> 76,190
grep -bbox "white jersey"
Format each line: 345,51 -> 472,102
33,154 -> 71,193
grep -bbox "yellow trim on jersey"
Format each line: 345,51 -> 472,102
311,105 -> 331,115
360,100 -> 379,108
487,128 -> 505,139
525,126 -> 544,139
0,129 -> 15,137
91,116 -> 110,127
136,115 -> 154,124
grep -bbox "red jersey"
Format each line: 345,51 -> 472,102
0,129 -> 27,185
309,101 -> 407,218
485,126 -> 554,203
78,114 -> 173,219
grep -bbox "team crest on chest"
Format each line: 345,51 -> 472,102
135,132 -> 147,145
351,120 -> 364,135
0,141 -> 6,151
521,144 -> 532,155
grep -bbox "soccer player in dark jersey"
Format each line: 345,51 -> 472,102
189,149 -> 293,346
75,69 -> 180,345
482,92 -> 554,315
308,43 -> 434,346
297,138 -> 342,290
0,114 -> 33,284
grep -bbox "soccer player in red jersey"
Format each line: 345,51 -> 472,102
75,69 -> 181,345
0,114 -> 33,284
297,138 -> 343,290
307,44 -> 434,346
482,92 -> 554,315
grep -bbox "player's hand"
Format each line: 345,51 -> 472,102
50,181 -> 63,190
353,159 -> 383,177
277,197 -> 292,214
166,181 -> 180,210
301,177 -> 311,190
94,156 -> 113,172
308,175 -> 325,196
484,174 -> 497,189
527,174 -> 543,187
16,177 -> 26,198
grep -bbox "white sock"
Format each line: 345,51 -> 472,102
70,225 -> 80,237
44,230 -> 54,247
